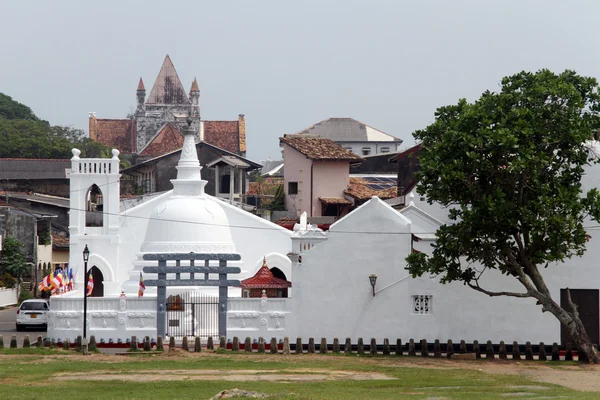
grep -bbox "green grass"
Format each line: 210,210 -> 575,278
0,351 -> 594,399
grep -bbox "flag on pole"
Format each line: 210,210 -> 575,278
38,274 -> 52,292
68,269 -> 74,291
138,272 -> 145,298
51,270 -> 64,292
63,269 -> 70,292
86,271 -> 94,296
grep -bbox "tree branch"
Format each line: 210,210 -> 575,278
565,287 -> 580,319
467,282 -> 531,298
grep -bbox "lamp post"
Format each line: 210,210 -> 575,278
369,273 -> 377,297
82,245 -> 90,355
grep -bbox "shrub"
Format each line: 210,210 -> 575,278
18,290 -> 33,305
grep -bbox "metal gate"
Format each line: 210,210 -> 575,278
166,292 -> 219,338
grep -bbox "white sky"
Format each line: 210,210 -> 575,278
1,0 -> 599,161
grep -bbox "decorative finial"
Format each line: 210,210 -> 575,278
111,149 -> 120,160
408,191 -> 415,206
71,148 -> 81,160
263,257 -> 267,266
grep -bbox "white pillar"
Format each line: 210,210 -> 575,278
229,166 -> 234,202
238,168 -> 243,201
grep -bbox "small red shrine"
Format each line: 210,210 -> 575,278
241,258 -> 291,298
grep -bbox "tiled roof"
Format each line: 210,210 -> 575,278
51,234 -> 69,248
146,55 -> 190,105
241,259 -> 292,289
204,121 -> 240,154
95,119 -> 135,154
345,177 -> 398,201
319,197 -> 352,205
246,178 -> 283,196
138,124 -> 183,158
280,135 -> 363,162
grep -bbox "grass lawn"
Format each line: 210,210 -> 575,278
0,348 -> 596,399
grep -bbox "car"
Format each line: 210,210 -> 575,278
16,299 -> 49,331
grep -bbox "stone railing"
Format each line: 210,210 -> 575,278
47,296 -> 156,342
227,298 -> 290,340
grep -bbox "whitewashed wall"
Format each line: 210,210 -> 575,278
0,288 -> 17,307
227,298 -> 291,340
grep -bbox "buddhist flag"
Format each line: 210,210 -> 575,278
38,274 -> 52,292
51,270 -> 64,291
138,272 -> 145,298
86,271 -> 94,296
68,269 -> 74,291
63,269 -> 70,292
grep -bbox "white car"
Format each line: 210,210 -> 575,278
16,299 -> 49,331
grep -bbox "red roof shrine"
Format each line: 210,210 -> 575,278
241,258 -> 292,289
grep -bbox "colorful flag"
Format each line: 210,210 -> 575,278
138,272 -> 145,298
68,269 -> 74,291
38,274 -> 52,292
51,270 -> 64,291
86,271 -> 94,296
63,269 -> 70,292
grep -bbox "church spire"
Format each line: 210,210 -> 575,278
190,77 -> 200,93
137,77 -> 145,91
146,55 -> 190,105
135,77 -> 146,117
189,77 -> 200,117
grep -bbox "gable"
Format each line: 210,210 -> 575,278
399,204 -> 443,234
95,119 -> 135,153
203,121 -> 240,154
329,196 -> 411,234
138,124 -> 183,158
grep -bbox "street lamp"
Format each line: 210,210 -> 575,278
82,245 -> 90,355
369,273 -> 377,297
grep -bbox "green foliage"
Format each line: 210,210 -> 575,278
264,184 -> 285,211
407,70 -> 600,288
0,93 -> 39,121
18,290 -> 33,305
0,237 -> 29,282
0,272 -> 16,288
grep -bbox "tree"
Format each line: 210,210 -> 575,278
0,236 -> 29,295
406,70 -> 600,363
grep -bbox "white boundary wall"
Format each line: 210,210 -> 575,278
0,288 -> 17,307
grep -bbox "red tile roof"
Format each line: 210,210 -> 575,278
138,124 -> 184,157
280,135 -> 363,162
94,119 -> 135,154
204,121 -> 240,154
345,177 -> 398,201
51,234 -> 69,248
319,197 -> 352,205
241,259 -> 292,289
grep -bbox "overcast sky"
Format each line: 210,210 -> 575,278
1,0 -> 599,161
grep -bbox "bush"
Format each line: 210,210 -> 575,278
0,273 -> 16,288
18,290 -> 33,305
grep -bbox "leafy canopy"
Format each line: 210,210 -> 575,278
406,70 -> 600,286
0,236 -> 28,281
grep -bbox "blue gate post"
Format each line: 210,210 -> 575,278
219,259 -> 228,338
157,260 -> 167,339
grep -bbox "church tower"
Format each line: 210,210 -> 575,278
135,77 -> 146,117
190,78 -> 200,117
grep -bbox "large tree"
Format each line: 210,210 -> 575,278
406,70 -> 600,363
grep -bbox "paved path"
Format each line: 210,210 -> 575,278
0,306 -> 46,347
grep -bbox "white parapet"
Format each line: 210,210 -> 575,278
227,298 -> 291,341
47,294 -> 157,343
0,288 -> 17,307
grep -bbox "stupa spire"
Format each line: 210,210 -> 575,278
171,115 -> 206,196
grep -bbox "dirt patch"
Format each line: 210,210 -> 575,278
54,369 -> 396,382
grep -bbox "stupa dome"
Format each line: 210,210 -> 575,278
139,117 -> 236,254
140,195 -> 235,253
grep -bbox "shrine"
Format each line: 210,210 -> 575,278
240,258 -> 292,298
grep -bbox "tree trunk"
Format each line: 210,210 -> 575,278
544,298 -> 599,364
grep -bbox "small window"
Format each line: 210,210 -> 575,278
381,147 -> 390,153
362,147 -> 371,156
288,182 -> 298,195
412,295 -> 432,315
242,290 -> 250,298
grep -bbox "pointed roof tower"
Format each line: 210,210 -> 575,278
190,77 -> 200,93
137,77 -> 145,91
146,55 -> 190,105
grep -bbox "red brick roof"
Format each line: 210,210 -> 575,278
280,135 -> 363,162
51,234 -> 69,248
241,259 -> 292,289
94,119 -> 135,154
204,121 -> 240,154
138,124 -> 184,157
345,177 -> 398,201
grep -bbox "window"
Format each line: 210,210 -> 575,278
362,147 -> 371,156
288,182 -> 298,195
345,147 -> 353,151
412,295 -> 432,315
381,147 -> 390,153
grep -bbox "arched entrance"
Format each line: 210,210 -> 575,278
89,266 -> 104,297
270,267 -> 287,281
